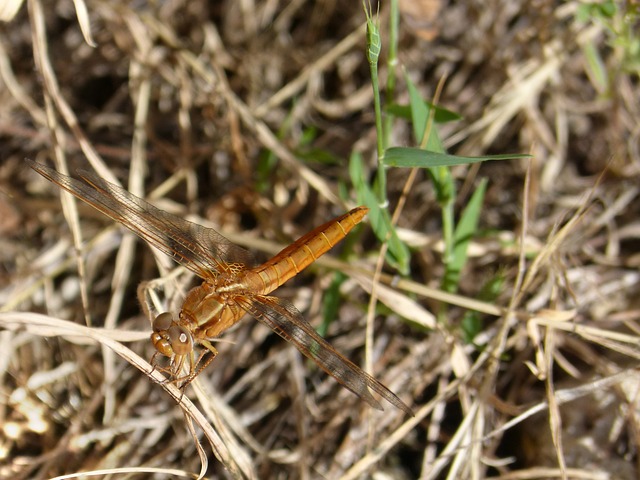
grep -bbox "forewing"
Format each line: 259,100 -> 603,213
236,295 -> 412,415
27,160 -> 255,278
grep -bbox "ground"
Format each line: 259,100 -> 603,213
0,1 -> 638,479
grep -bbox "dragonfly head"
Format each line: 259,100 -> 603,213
151,312 -> 193,357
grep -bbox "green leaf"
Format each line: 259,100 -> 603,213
349,150 -> 367,189
349,152 -> 410,274
442,179 -> 487,293
319,271 -> 347,337
582,42 -> 609,93
296,147 -> 342,165
384,147 -> 531,168
405,73 -> 444,151
461,272 -> 505,343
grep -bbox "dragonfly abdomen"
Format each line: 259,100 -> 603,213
250,206 -> 369,294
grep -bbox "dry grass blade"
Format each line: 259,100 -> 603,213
2,0 -> 639,478
0,312 -> 249,478
70,0 -> 96,47
0,0 -> 24,22
352,271 -> 436,329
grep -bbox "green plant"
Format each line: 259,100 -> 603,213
356,1 -> 529,309
577,0 -> 640,92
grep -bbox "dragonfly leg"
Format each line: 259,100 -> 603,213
177,340 -> 219,390
149,350 -> 161,375
194,340 -> 219,377
148,344 -> 194,390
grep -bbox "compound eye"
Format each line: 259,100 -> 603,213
168,325 -> 193,356
153,312 -> 173,332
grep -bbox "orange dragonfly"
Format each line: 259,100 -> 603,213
27,160 -> 412,415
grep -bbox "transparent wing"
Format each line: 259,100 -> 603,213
237,294 -> 413,415
27,160 -> 254,279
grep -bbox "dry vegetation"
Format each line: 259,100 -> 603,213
1,0 -> 639,479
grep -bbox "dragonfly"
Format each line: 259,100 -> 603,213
27,160 -> 412,415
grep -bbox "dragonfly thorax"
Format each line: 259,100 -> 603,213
178,283 -> 246,339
